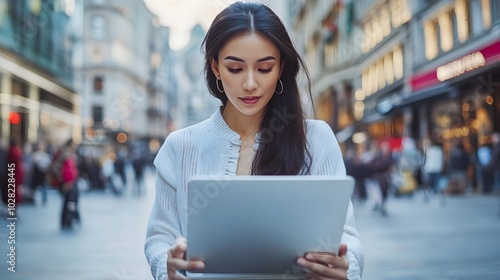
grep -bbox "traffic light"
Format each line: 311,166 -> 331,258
9,112 -> 21,125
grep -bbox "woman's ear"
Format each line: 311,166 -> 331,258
279,60 -> 285,77
211,58 -> 221,78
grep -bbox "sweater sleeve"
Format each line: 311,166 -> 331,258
309,121 -> 365,280
145,137 -> 183,280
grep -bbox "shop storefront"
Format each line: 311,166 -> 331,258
408,39 -> 500,144
400,39 -> 500,190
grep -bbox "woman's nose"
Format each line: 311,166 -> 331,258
243,72 -> 257,91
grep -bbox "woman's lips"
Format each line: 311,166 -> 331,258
240,96 -> 261,104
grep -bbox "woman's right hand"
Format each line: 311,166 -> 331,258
167,237 -> 205,280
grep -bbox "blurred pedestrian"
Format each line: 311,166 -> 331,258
49,139 -> 81,229
30,141 -> 52,205
2,139 -> 24,205
396,137 -> 422,195
0,139 -> 8,210
447,139 -> 469,194
487,132 -> 500,191
114,148 -> 127,188
101,152 -> 122,195
370,142 -> 395,215
22,142 -> 34,202
144,2 -> 363,279
344,145 -> 364,202
422,141 -> 444,194
132,151 -> 146,195
361,141 -> 381,210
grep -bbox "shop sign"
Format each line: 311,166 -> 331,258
436,52 -> 485,82
411,40 -> 500,91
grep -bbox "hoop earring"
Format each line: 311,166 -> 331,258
216,77 -> 224,93
275,79 -> 283,95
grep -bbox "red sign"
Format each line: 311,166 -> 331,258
9,112 -> 21,124
410,40 -> 500,92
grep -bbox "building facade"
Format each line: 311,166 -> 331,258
287,0 -> 500,190
170,24 -> 218,130
290,0 -> 369,143
289,0 -> 500,151
75,0 -> 171,146
0,0 -> 80,145
403,0 -> 500,153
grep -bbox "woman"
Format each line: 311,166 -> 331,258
145,2 -> 363,279
50,139 -> 80,229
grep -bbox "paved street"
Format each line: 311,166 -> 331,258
356,192 -> 500,280
1,168 -> 500,280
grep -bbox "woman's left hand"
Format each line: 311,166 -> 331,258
297,243 -> 349,280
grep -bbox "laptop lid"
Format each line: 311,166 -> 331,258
186,175 -> 354,279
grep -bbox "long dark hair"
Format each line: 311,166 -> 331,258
202,2 -> 313,175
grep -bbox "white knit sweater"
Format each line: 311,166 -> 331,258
145,109 -> 364,280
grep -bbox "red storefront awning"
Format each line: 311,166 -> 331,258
410,39 -> 500,92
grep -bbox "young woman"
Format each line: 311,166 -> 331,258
145,2 -> 364,279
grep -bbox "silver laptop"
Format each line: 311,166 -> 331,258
185,175 -> 355,280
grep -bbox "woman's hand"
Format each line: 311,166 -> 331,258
167,237 -> 205,280
297,243 -> 349,280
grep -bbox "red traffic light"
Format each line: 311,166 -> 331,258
9,112 -> 21,124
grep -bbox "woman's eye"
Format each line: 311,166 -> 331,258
227,68 -> 242,73
259,68 -> 272,73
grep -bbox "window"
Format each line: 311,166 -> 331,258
481,0 -> 492,29
456,0 -> 470,42
380,6 -> 391,37
393,46 -> 404,80
439,12 -> 453,52
384,54 -> 394,85
11,78 -> 28,97
493,0 -> 500,23
370,64 -> 377,94
0,0 -> 8,29
91,15 -> 107,39
424,21 -> 438,60
377,60 -> 385,90
94,76 -> 104,93
92,106 -> 103,126
391,0 -> 411,28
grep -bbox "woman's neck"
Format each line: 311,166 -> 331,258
222,105 -> 262,141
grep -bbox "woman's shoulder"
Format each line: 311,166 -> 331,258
163,118 -> 212,144
304,119 -> 335,139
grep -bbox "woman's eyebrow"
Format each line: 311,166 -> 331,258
224,55 -> 276,62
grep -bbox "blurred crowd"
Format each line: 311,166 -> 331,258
344,133 -> 500,216
0,137 -> 155,228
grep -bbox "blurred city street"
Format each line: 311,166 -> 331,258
1,166 -> 500,280
356,192 -> 500,280
0,166 -> 156,280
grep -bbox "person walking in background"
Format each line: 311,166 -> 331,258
49,139 -> 81,229
396,137 -> 423,195
2,139 -> 24,205
101,152 -> 122,195
30,141 -> 52,205
0,139 -> 8,213
370,142 -> 395,216
361,141 -> 381,211
447,139 -> 470,194
132,151 -> 146,195
114,148 -> 128,189
344,145 -> 365,202
423,141 -> 445,195
487,132 -> 500,191
477,139 -> 493,193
